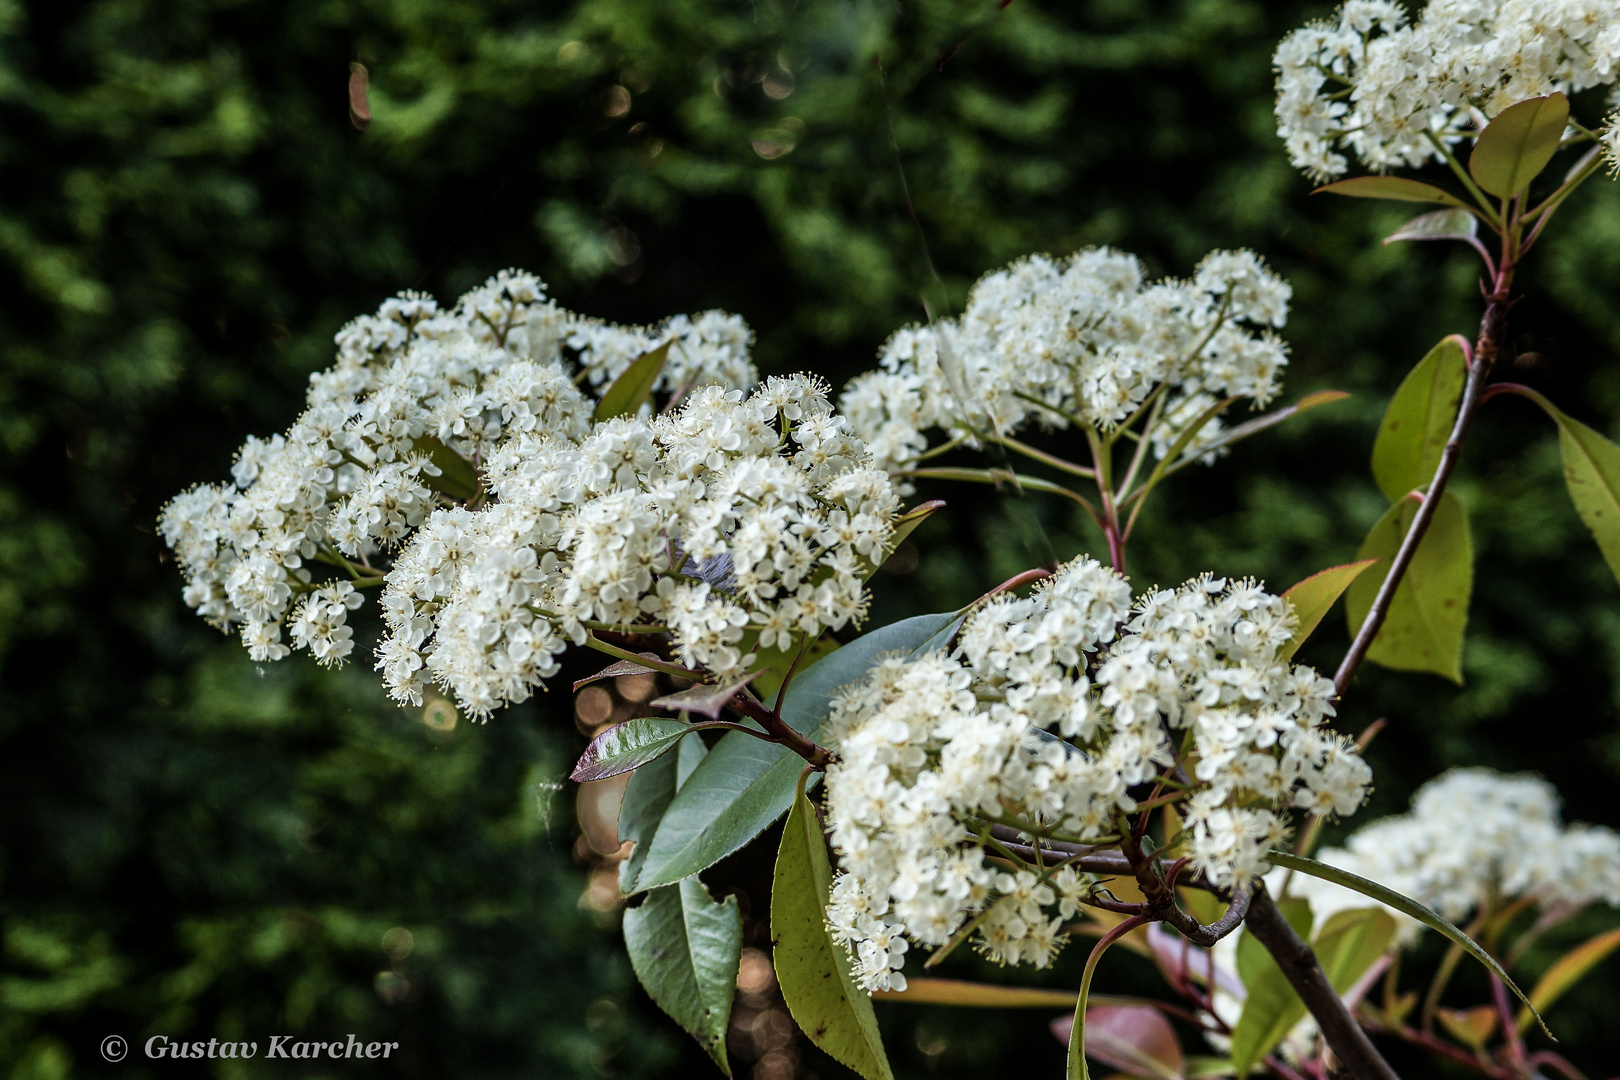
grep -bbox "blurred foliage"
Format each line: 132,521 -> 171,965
2,0 -> 1619,1076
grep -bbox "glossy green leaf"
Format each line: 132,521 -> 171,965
1517,925 -> 1620,1032
618,723 -> 708,894
1265,851 -> 1549,1035
1382,207 -> 1479,246
773,781 -> 893,1080
1345,490 -> 1473,683
1278,560 -> 1378,660
571,717 -> 693,782
1555,413 -> 1620,590
632,612 -> 961,891
1469,93 -> 1569,198
1312,176 -> 1470,208
1371,336 -> 1468,502
624,876 -> 742,1074
594,339 -> 672,421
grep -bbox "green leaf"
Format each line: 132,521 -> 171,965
1554,413 -> 1620,590
1345,490 -> 1473,683
1517,925 -> 1620,1032
1313,907 -> 1398,994
618,723 -> 709,894
594,339 -> 672,421
1371,335 -> 1468,502
1278,560 -> 1378,660
1469,93 -> 1570,198
1235,899 -> 1311,990
1312,176 -> 1471,208
1264,851 -> 1550,1036
571,717 -> 694,783
623,876 -> 742,1074
632,612 -> 961,891
1382,207 -> 1479,246
773,780 -> 893,1080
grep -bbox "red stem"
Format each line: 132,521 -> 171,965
1334,257 -> 1516,696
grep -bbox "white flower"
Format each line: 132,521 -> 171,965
1274,1 -> 1620,181
821,560 -> 1366,987
839,248 -> 1291,477
161,270 -> 762,671
375,376 -> 899,716
1289,768 -> 1620,933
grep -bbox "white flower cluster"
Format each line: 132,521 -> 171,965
822,559 -> 1370,991
160,270 -> 758,668
1289,768 -> 1620,930
839,248 -> 1290,480
1275,0 -> 1620,180
377,376 -> 900,717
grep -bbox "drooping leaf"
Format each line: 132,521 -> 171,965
1312,176 -> 1471,208
632,612 -> 961,891
1278,560 -> 1378,660
1517,925 -> 1620,1032
1079,1006 -> 1184,1080
773,781 -> 893,1080
623,876 -> 742,1074
572,718 -> 695,782
574,654 -> 661,691
1383,207 -> 1479,246
650,671 -> 765,720
1264,851 -> 1549,1035
1371,336 -> 1469,502
1554,413 -> 1620,590
1469,93 -> 1570,198
1345,490 -> 1473,683
618,724 -> 708,894
594,339 -> 673,421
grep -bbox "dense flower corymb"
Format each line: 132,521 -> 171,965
159,270 -> 759,671
1275,0 -> 1620,180
1288,767 -> 1620,930
839,247 -> 1291,479
378,376 -> 900,716
821,558 -> 1371,992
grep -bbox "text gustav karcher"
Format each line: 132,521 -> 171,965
144,1035 -> 400,1060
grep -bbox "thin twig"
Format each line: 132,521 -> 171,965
1334,256 -> 1516,696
